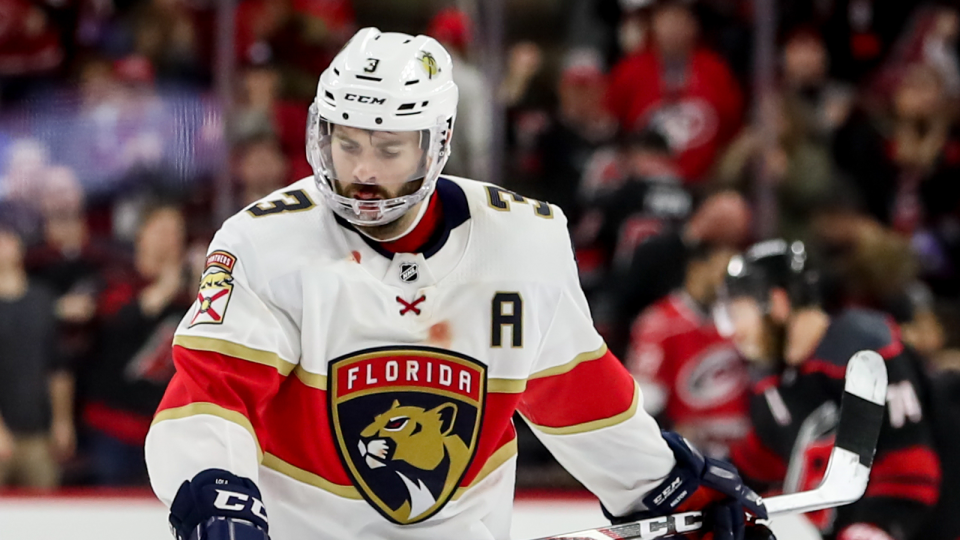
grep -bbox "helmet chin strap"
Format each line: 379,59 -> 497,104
355,190 -> 433,243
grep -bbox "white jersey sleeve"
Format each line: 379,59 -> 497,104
517,219 -> 675,517
145,222 -> 302,506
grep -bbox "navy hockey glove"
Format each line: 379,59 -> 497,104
169,469 -> 270,540
607,431 -> 768,540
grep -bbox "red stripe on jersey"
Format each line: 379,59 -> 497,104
461,393 -> 520,486
730,430 -> 787,484
866,480 -> 939,506
876,340 -> 903,359
157,346 -> 286,432
519,349 -> 635,429
260,374 -> 351,486
754,374 -> 781,395
877,318 -> 904,359
84,401 -> 152,445
866,446 -> 941,505
799,358 -> 848,380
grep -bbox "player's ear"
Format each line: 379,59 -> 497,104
769,287 -> 791,324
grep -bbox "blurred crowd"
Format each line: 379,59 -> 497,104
1,0 -> 960,501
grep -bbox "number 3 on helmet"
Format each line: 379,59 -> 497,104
307,27 -> 459,227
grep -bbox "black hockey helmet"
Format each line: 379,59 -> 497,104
723,239 -> 820,311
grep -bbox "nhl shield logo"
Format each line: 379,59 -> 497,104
399,262 -> 419,283
329,346 -> 486,525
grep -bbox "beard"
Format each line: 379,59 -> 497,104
334,178 -> 426,240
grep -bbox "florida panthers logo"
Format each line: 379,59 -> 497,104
329,347 -> 486,525
189,250 -> 237,326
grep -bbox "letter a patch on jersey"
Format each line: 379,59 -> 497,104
328,346 -> 487,525
189,250 -> 237,326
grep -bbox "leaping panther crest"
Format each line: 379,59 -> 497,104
328,348 -> 486,525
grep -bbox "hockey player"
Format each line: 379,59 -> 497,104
145,28 -> 769,540
719,240 -> 940,540
626,242 -> 750,458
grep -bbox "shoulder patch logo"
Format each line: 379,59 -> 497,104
205,250 -> 236,272
328,347 -> 487,525
189,251 -> 237,326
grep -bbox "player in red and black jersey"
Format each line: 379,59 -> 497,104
918,368 -> 960,540
718,239 -> 940,540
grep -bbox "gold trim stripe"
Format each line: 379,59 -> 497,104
524,383 -> 639,436
151,402 -> 263,461
529,343 -> 608,380
487,378 -> 527,394
452,438 -> 518,500
261,453 -> 363,500
294,365 -> 327,389
173,335 -> 297,376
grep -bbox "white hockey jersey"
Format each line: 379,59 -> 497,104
145,176 -> 675,540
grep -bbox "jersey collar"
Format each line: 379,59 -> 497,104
333,177 -> 470,260
333,178 -> 472,286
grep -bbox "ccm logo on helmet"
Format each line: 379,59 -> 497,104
345,93 -> 386,105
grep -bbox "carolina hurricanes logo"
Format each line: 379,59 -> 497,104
644,98 -> 719,152
677,344 -> 748,408
329,347 -> 486,525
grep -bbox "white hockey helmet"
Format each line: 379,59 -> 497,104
307,27 -> 459,226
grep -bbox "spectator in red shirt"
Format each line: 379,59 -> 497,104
0,0 -> 64,101
625,241 -> 749,458
605,0 -> 743,185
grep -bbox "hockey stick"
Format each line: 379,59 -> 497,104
534,350 -> 888,540
783,400 -> 838,494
